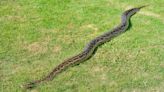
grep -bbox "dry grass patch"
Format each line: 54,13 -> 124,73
24,42 -> 47,55
80,24 -> 99,31
53,45 -> 62,53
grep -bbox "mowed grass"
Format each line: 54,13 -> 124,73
0,0 -> 164,92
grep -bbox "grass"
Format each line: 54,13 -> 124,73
0,0 -> 164,92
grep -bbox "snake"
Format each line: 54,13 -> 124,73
22,5 -> 147,89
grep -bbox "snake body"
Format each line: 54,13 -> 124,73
22,6 -> 146,89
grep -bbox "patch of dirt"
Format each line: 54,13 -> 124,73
23,35 -> 54,55
67,23 -> 74,29
39,28 -> 60,33
101,73 -> 107,81
57,35 -> 74,45
1,15 -> 26,23
93,66 -> 104,72
42,35 -> 51,45
53,45 -> 62,53
30,89 -> 39,92
81,24 -> 99,31
25,42 -> 47,54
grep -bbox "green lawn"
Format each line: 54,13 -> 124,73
1,0 -> 164,92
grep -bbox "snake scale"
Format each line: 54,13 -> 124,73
22,5 -> 147,89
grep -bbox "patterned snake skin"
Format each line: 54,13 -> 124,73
22,5 -> 147,89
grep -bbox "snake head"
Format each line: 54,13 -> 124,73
133,5 -> 149,12
137,5 -> 149,10
123,5 -> 148,17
